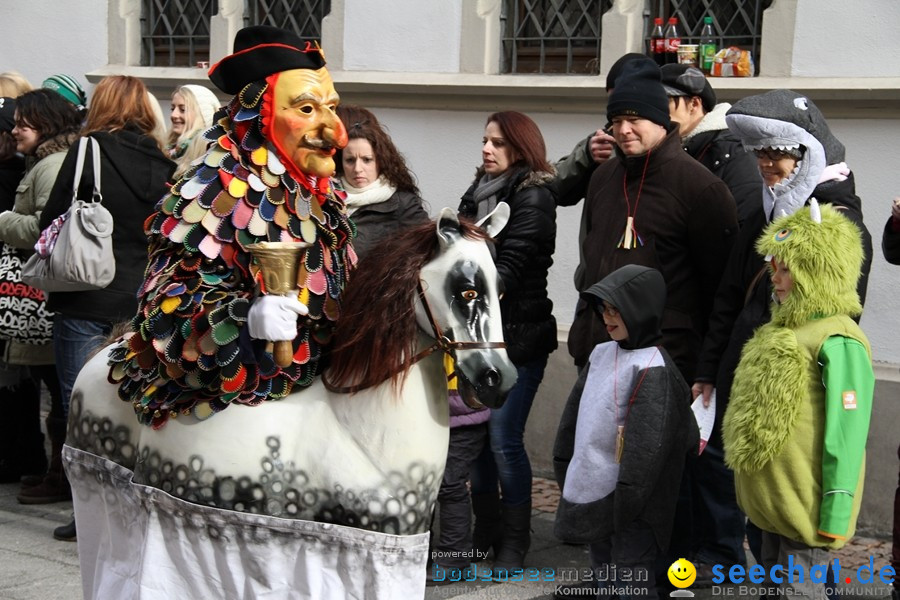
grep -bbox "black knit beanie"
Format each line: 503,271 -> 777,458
605,53 -> 653,91
606,60 -> 671,129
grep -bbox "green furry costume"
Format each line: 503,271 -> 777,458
723,203 -> 874,549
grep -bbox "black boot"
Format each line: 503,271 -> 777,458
492,502 -> 531,572
471,492 -> 503,560
0,378 -> 47,483
17,416 -> 71,504
53,518 -> 77,542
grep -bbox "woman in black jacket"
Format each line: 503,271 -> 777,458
458,111 -> 557,571
29,76 -> 174,528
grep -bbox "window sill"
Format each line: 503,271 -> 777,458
89,65 -> 900,117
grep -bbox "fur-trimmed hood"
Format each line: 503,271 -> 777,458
471,164 -> 556,191
757,203 -> 863,328
683,102 -> 730,142
31,131 -> 78,162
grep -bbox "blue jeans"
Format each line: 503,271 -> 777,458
470,356 -> 547,507
53,317 -> 112,416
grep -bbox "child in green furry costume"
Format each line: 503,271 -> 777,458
723,202 -> 874,600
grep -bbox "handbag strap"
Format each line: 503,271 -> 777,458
72,136 -> 102,205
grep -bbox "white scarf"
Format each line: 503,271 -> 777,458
340,176 -> 397,215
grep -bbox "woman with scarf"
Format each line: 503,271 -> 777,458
457,111 -> 557,572
334,104 -> 428,260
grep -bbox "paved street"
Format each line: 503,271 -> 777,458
1,476 -> 894,600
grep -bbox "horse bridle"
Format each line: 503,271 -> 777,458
321,281 -> 507,394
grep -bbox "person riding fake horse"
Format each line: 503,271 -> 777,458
109,26 -> 355,428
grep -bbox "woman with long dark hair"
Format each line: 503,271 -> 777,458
334,104 -> 428,260
458,111 -> 557,571
0,89 -> 80,503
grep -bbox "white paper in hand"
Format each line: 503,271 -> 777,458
691,390 -> 716,455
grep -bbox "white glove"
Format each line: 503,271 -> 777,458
247,293 -> 308,342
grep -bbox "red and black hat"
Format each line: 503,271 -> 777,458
209,25 -> 326,94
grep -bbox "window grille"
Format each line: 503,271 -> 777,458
647,0 -> 772,73
244,0 -> 331,43
141,0 -> 218,67
501,0 -> 613,75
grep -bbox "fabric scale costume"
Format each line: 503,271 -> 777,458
109,32 -> 355,429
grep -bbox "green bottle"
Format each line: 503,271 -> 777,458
699,16 -> 717,73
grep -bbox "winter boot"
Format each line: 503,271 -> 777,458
471,492 -> 503,560
53,518 -> 77,542
492,501 -> 531,573
17,416 -> 71,504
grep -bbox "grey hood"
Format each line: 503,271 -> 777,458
580,265 -> 665,350
725,89 -> 845,220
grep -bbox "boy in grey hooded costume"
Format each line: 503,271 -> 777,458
554,265 -> 698,599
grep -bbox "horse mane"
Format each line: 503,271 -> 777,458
326,217 -> 490,392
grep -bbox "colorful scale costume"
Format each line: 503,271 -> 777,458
109,81 -> 356,429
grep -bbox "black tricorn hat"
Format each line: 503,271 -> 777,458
209,25 -> 327,94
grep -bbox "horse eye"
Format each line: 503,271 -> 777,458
461,290 -> 478,301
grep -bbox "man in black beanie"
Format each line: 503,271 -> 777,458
557,58 -> 738,596
554,53 -> 656,206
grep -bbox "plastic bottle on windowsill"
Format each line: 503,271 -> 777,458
664,17 -> 681,65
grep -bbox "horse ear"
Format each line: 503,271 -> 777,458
436,207 -> 462,249
475,201 -> 510,238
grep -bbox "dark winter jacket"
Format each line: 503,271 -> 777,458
568,126 -> 738,382
554,265 -> 698,548
681,103 -> 762,229
883,216 -> 900,265
39,127 -> 175,323
694,174 -> 872,448
0,155 -> 24,212
553,132 -> 597,208
349,190 -> 428,261
459,165 -> 558,366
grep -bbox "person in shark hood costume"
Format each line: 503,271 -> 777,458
691,89 -> 872,562
554,265 -> 698,598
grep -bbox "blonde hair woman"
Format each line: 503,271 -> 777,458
0,71 -> 33,97
167,84 -> 220,179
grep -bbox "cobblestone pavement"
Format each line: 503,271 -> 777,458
532,477 -> 895,569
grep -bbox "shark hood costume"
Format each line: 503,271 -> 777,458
109,26 -> 355,429
726,89 -> 847,221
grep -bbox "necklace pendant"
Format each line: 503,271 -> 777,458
615,424 -> 625,463
618,216 -> 640,250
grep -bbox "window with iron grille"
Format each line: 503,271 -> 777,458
244,0 -> 331,43
141,0 -> 218,67
501,0 -> 613,74
647,0 -> 772,73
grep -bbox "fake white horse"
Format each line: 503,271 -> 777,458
63,206 -> 516,600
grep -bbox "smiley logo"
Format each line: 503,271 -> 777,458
667,558 -> 696,588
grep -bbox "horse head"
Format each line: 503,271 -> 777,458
416,204 -> 517,409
